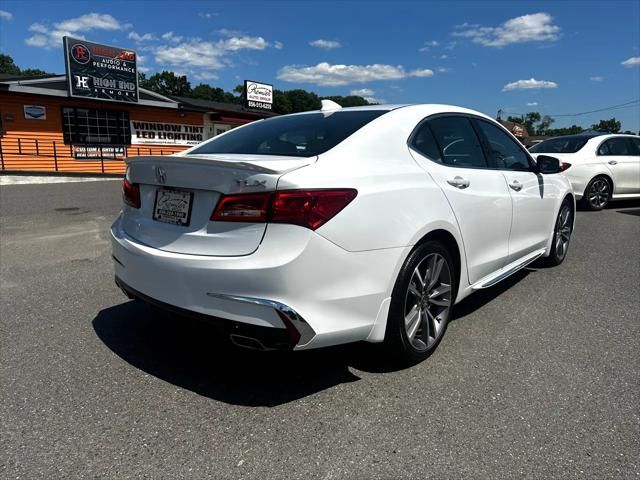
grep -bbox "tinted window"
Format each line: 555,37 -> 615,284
411,123 -> 442,162
62,107 -> 130,145
599,137 -> 631,156
529,137 -> 590,154
188,110 -> 387,157
428,116 -> 487,168
629,137 -> 640,156
475,120 -> 531,170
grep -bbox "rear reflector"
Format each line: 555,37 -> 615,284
123,179 -> 141,208
211,189 -> 357,230
560,162 -> 572,171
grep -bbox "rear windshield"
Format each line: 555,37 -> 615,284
529,137 -> 590,154
188,110 -> 387,157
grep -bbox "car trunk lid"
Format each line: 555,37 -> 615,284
121,154 -> 314,256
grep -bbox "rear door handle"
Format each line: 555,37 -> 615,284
509,180 -> 523,192
608,160 -> 618,165
447,176 -> 470,189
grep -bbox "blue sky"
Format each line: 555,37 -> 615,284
1,0 -> 639,130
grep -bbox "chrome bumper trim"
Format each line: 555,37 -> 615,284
205,292 -> 316,347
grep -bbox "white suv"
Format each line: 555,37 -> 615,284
111,103 -> 574,364
530,134 -> 640,210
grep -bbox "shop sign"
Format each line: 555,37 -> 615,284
244,80 -> 273,111
73,145 -> 125,159
64,36 -> 138,103
24,105 -> 47,120
130,120 -> 204,146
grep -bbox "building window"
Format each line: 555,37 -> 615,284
62,107 -> 131,145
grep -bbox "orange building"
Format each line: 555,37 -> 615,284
0,75 -> 271,175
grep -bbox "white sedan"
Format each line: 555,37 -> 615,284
530,133 -> 640,210
111,103 -> 574,364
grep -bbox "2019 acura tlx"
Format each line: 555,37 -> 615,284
111,102 -> 575,364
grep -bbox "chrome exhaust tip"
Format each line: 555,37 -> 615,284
229,334 -> 268,351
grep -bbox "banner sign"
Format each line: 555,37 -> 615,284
24,105 -> 47,120
244,80 -> 273,111
64,36 -> 138,103
130,121 -> 205,145
73,145 -> 125,159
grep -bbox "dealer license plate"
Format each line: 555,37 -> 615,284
153,188 -> 193,226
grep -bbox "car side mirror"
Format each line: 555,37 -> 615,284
536,155 -> 561,174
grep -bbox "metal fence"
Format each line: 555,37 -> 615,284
0,137 -> 186,174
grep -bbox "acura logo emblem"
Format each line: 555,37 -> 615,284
154,166 -> 167,184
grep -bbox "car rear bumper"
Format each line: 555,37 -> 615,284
111,215 -> 406,350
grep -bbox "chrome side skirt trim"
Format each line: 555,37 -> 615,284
472,249 -> 546,289
205,292 -> 316,347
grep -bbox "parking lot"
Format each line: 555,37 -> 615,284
1,178 -> 639,479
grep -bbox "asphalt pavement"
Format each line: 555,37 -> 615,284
1,179 -> 639,479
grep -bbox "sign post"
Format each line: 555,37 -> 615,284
64,36 -> 139,104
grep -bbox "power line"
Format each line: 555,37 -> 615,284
505,98 -> 640,118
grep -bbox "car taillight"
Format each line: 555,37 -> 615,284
271,189 -> 358,230
123,179 -> 141,208
560,162 -> 572,171
211,192 -> 271,222
210,189 -> 357,230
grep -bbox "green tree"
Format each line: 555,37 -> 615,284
190,84 -> 238,103
20,68 -> 50,77
272,89 -> 292,114
284,89 -> 321,113
591,118 -> 621,133
0,54 -> 22,75
322,95 -> 371,107
141,71 -> 191,96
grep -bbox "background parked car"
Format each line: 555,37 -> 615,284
530,134 -> 640,210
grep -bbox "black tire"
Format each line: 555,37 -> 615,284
581,176 -> 611,211
541,200 -> 573,266
384,241 -> 456,365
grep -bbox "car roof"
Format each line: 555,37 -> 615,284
290,103 -> 494,120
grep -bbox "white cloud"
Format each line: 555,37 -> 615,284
194,71 -> 219,81
161,32 -> 183,43
309,39 -> 341,50
129,31 -> 158,42
350,88 -> 375,97
437,67 -> 451,73
527,101 -> 538,106
0,10 -> 12,21
198,12 -> 217,19
364,96 -> 386,104
138,66 -> 150,73
445,41 -> 457,50
25,13 -> 129,49
274,40 -> 284,49
590,76 -> 604,82
277,62 -> 434,86
454,13 -> 560,47
57,13 -> 127,32
502,77 -> 558,91
440,54 -> 448,59
621,56 -> 640,67
154,36 -> 270,70
419,40 -> 439,52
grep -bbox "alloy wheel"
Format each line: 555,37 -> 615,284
588,178 -> 610,209
403,253 -> 452,351
554,204 -> 572,261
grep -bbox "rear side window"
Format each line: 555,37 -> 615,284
428,116 -> 487,168
629,137 -> 640,156
530,137 -> 590,154
475,119 -> 531,171
188,110 -> 387,157
598,137 -> 631,156
411,123 -> 442,162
